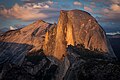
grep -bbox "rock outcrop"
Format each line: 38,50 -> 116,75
44,10 -> 116,59
0,20 -> 53,65
0,10 -> 116,65
0,9 -> 119,80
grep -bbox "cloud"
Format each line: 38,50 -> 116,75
97,10 -> 120,23
89,2 -> 96,8
106,31 -> 120,35
84,6 -> 93,13
21,0 -> 31,1
111,0 -> 120,4
10,26 -> 17,30
33,4 -> 49,9
0,1 -> 59,21
110,4 -> 120,12
21,0 -> 50,3
25,1 -> 54,9
73,1 -> 82,6
95,0 -> 120,23
21,0 -> 34,3
0,3 -> 48,21
47,1 -> 54,5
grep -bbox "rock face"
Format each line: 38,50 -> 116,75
43,23 -> 57,56
0,45 -> 120,80
0,10 -> 116,64
0,20 -> 51,52
0,20 -> 54,65
44,10 -> 116,59
0,9 -> 119,80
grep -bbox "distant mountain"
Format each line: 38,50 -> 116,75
9,25 -> 26,30
0,10 -> 119,80
107,33 -> 120,60
0,27 -> 9,32
0,25 -> 25,33
107,32 -> 120,38
10,26 -> 17,30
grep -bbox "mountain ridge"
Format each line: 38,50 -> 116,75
0,9 -> 117,61
0,9 -> 119,80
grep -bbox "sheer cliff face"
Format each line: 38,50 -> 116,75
0,10 -> 118,80
67,10 -> 107,52
44,10 -> 116,59
43,24 -> 57,55
0,10 -> 116,61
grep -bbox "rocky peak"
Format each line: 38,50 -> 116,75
0,9 -> 118,80
0,20 -> 53,65
44,9 -> 116,59
0,10 -> 117,64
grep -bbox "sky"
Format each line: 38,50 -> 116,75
0,0 -> 120,32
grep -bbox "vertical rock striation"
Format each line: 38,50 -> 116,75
43,23 -> 57,56
44,10 -> 116,59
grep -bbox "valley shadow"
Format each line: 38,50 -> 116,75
0,43 -> 58,80
0,41 -> 33,65
109,38 -> 120,60
66,44 -> 109,60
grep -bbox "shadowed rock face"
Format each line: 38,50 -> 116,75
0,20 -> 54,65
0,45 -> 120,80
